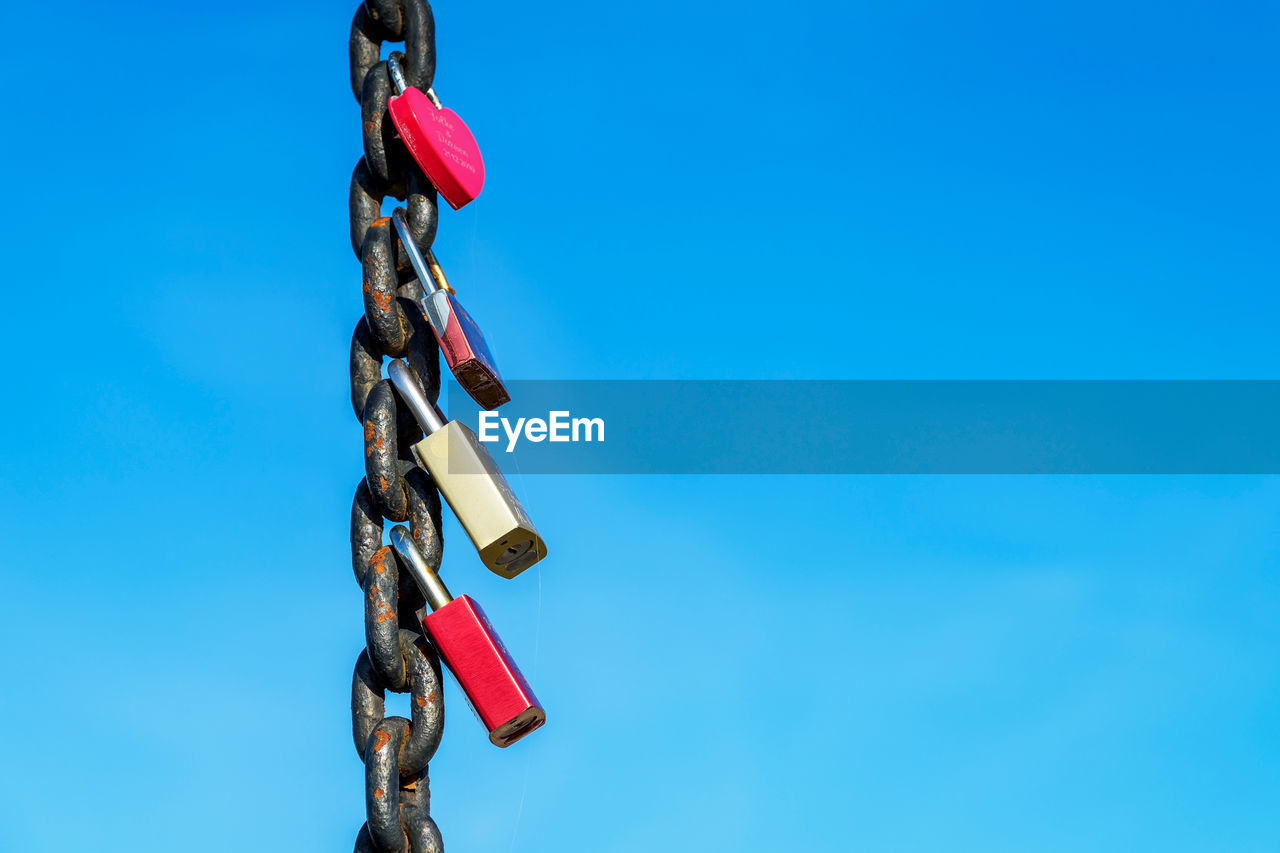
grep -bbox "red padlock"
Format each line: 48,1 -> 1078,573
387,51 -> 485,209
392,208 -> 510,410
391,525 -> 545,747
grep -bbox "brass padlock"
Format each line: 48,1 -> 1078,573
388,359 -> 547,578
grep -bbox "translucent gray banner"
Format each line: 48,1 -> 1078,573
440,381 -> 1280,474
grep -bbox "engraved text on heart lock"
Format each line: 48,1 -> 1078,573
387,52 -> 486,210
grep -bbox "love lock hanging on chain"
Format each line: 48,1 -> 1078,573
388,51 -> 485,209
389,358 -> 547,578
392,207 -> 510,410
392,526 -> 545,747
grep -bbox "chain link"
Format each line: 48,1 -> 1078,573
347,1 -> 448,849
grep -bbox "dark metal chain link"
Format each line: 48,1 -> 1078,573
347,2 -> 448,849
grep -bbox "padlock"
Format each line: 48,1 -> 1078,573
387,51 -> 485,210
390,525 -> 545,747
391,208 -> 511,410
388,358 -> 546,578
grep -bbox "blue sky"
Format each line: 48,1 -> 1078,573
1,1 -> 1278,851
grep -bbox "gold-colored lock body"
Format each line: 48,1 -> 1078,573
388,358 -> 546,579
412,422 -> 547,578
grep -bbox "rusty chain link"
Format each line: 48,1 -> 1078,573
347,1 -> 448,849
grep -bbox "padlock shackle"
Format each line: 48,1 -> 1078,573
390,525 -> 453,611
387,52 -> 444,108
386,51 -> 408,96
391,208 -> 454,295
388,358 -> 448,434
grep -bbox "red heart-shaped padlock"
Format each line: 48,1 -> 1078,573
389,86 -> 486,210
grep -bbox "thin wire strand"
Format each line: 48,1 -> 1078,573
504,448 -> 541,852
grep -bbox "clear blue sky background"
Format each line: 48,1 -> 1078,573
1,1 -> 1278,850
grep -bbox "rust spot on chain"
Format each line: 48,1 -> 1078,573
379,475 -> 389,492
364,120 -> 377,135
374,786 -> 385,799
372,290 -> 392,312
371,547 -> 391,574
373,216 -> 390,227
373,730 -> 391,752
365,418 -> 387,453
376,603 -> 396,623
414,695 -> 428,708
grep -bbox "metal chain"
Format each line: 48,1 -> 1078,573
347,2 -> 448,850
